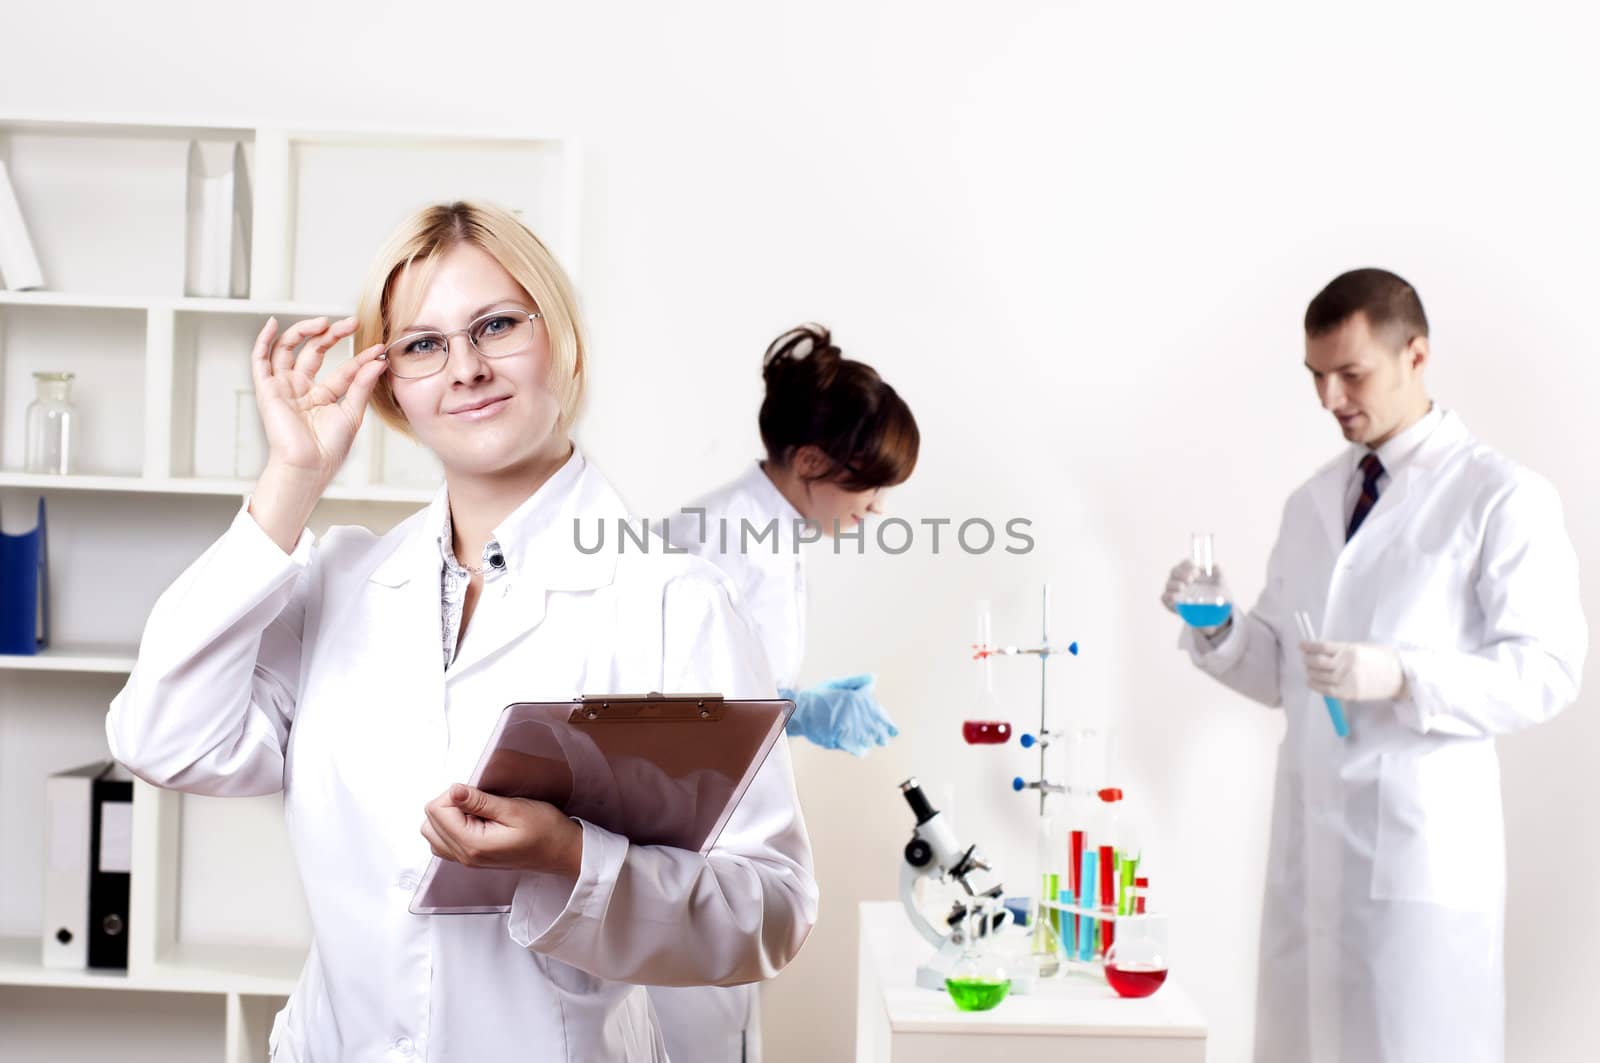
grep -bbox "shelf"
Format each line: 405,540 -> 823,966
0,112 -> 568,1063
0,290 -> 353,320
0,935 -> 302,995
0,936 -> 145,991
0,471 -> 434,504
170,296 -> 352,319
0,291 -> 153,311
147,941 -> 305,996
0,114 -> 256,141
0,110 -> 561,146
0,643 -> 137,674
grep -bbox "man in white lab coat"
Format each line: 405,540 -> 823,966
1162,268 -> 1586,1063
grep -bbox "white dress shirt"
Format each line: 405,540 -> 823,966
1343,403 -> 1443,526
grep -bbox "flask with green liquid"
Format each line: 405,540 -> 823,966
945,900 -> 1012,1012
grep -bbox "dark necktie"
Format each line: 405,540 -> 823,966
1346,453 -> 1385,541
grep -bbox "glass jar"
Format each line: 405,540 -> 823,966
25,371 -> 77,475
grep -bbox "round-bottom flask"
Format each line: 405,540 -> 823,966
946,903 -> 1012,1011
1104,914 -> 1169,998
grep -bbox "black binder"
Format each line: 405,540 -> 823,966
87,767 -> 133,970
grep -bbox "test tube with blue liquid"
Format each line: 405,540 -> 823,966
1176,533 -> 1233,629
1294,610 -> 1349,739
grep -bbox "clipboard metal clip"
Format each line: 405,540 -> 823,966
572,692 -> 727,722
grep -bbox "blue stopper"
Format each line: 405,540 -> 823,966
1020,733 -> 1037,748
1068,641 -> 1080,656
1012,776 -> 1026,792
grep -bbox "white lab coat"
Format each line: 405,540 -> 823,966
667,461 -> 807,690
106,450 -> 818,1063
649,462 -> 809,1062
1184,411 -> 1586,1063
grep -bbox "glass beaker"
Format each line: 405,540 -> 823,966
946,901 -> 1012,1011
25,371 -> 77,474
1176,533 -> 1232,628
1104,914 -> 1169,998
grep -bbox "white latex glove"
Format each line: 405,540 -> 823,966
1161,559 -> 1231,637
1300,640 -> 1406,701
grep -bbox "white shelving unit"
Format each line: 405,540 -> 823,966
0,111 -> 579,1063
0,645 -> 137,673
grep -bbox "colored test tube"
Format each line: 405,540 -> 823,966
1321,695 -> 1350,737
1099,845 -> 1116,954
1079,848 -> 1097,961
1295,610 -> 1350,739
1070,829 -> 1085,899
1046,872 -> 1060,945
1058,887 -> 1075,955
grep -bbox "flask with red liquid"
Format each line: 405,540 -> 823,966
1104,905 -> 1167,999
962,720 -> 1012,744
963,600 -> 1012,745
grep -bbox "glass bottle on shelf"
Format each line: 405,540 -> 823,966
25,371 -> 77,475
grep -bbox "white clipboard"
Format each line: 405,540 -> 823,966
410,692 -> 794,915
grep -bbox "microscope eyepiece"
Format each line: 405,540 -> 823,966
900,777 -> 938,825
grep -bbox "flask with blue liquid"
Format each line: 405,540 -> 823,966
1176,533 -> 1232,629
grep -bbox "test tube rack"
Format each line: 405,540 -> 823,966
1034,901 -> 1156,970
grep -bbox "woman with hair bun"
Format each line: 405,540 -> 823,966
654,322 -> 919,1062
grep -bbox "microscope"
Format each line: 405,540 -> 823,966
898,777 -> 1023,992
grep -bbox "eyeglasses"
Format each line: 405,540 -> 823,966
380,308 -> 544,380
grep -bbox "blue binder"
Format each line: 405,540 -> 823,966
0,497 -> 49,654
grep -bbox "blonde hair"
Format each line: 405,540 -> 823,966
353,201 -> 587,434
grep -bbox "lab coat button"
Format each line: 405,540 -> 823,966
392,1036 -> 414,1056
395,871 -> 419,892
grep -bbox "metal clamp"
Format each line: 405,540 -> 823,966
571,692 -> 726,722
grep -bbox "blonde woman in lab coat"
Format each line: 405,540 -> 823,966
652,323 -> 919,1063
1163,268 -> 1586,1063
107,201 -> 817,1063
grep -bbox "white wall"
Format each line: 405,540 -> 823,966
5,2 -> 1598,1060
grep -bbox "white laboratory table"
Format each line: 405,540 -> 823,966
856,901 -> 1208,1063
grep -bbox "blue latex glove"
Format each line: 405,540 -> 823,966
778,673 -> 900,756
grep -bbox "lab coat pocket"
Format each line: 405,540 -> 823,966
1368,549 -> 1476,645
1371,744 -> 1502,912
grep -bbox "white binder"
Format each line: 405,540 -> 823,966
0,159 -> 44,291
41,761 -> 108,968
184,140 -> 252,298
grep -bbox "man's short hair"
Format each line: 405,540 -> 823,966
1304,268 -> 1429,346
